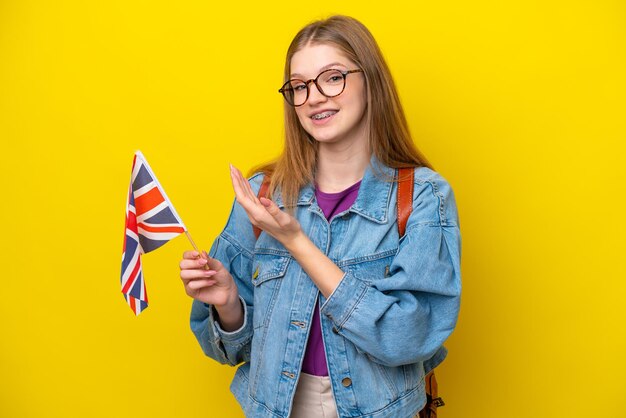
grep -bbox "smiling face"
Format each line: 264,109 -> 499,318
289,43 -> 368,147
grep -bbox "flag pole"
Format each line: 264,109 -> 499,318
185,231 -> 210,269
184,231 -> 201,253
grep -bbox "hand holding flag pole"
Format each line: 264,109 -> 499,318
121,151 -> 205,315
184,231 -> 211,270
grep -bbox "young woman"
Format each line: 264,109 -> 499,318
179,15 -> 461,418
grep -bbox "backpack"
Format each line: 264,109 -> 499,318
253,168 -> 444,418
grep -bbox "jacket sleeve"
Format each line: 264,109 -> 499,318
189,174 -> 263,366
320,171 -> 462,367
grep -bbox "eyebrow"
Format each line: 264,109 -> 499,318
290,62 -> 349,79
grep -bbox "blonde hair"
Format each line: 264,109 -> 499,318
252,15 -> 432,208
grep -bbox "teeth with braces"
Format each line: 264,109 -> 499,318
312,111 -> 337,120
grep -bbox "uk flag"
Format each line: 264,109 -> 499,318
121,151 -> 186,315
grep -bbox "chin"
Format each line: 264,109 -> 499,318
306,126 -> 344,143
310,133 -> 341,143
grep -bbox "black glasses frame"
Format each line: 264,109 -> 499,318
278,68 -> 364,107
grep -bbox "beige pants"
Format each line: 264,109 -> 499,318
290,373 -> 339,418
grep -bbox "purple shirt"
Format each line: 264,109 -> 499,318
301,180 -> 362,376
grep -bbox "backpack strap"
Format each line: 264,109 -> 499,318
418,371 -> 445,418
252,175 -> 271,240
399,167 -> 446,418
397,167 -> 414,237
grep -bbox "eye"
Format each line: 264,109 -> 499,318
322,70 -> 344,84
289,80 -> 307,92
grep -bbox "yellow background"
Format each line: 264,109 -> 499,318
1,1 -> 624,417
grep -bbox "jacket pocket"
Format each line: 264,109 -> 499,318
248,252 -> 291,396
251,252 -> 291,286
340,249 -> 397,283
250,252 -> 291,332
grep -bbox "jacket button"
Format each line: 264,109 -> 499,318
341,377 -> 352,387
332,327 -> 339,334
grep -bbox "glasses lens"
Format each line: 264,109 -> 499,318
317,70 -> 345,97
281,79 -> 307,106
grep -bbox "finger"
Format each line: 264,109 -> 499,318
230,168 -> 267,225
260,197 -> 279,215
229,166 -> 277,232
179,257 -> 209,270
232,165 -> 259,204
180,269 -> 217,281
241,172 -> 261,204
260,197 -> 289,226
183,250 -> 200,259
198,250 -> 211,270
205,256 -> 225,272
230,165 -> 251,206
186,278 -> 217,290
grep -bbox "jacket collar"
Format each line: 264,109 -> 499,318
349,155 -> 394,223
273,155 -> 395,224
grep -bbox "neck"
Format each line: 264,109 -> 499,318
316,140 -> 370,193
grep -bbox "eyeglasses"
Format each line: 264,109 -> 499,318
278,68 -> 364,107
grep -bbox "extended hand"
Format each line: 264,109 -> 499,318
229,164 -> 344,298
229,164 -> 304,248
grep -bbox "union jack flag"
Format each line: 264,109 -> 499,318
121,151 -> 186,315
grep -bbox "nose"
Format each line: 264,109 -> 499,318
306,81 -> 328,105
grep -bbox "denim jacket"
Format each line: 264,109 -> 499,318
190,158 -> 462,418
